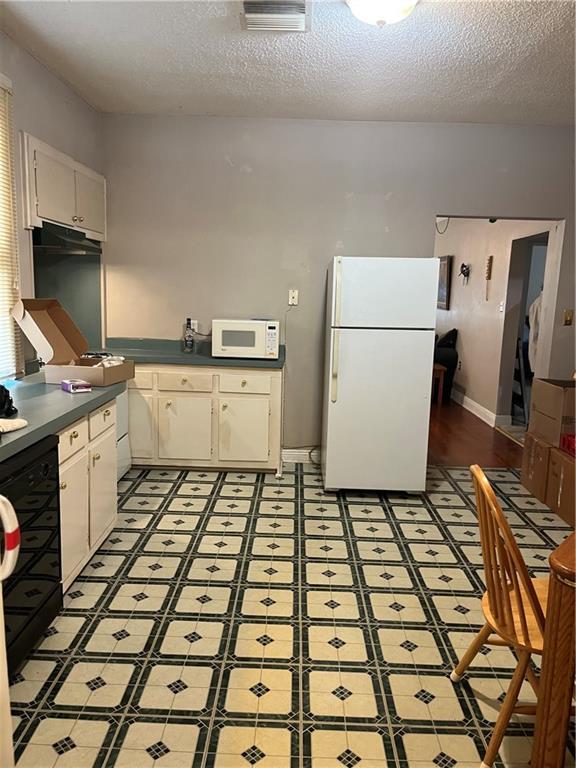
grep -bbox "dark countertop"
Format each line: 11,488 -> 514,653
105,338 -> 286,369
0,374 -> 126,463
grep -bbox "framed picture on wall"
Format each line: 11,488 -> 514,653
437,255 -> 453,310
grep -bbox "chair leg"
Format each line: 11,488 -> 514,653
450,623 -> 492,682
525,664 -> 540,696
481,650 -> 531,768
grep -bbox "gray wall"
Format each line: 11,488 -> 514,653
0,29 -> 103,297
102,116 -> 574,447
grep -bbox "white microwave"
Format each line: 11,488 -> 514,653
211,319 -> 280,359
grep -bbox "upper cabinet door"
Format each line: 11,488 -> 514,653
75,170 -> 106,235
34,149 -> 76,226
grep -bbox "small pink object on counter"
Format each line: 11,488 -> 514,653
61,379 -> 92,393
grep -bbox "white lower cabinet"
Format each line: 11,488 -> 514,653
128,365 -> 282,471
128,390 -> 155,458
59,449 -> 90,587
89,428 -> 118,546
58,398 -> 118,592
218,398 -> 270,462
158,396 -> 212,461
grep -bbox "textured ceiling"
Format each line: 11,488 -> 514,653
0,0 -> 574,124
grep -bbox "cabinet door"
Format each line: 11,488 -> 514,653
158,396 -> 212,461
59,450 -> 89,587
35,149 -> 76,226
89,428 -> 117,547
75,170 -> 106,234
129,391 -> 155,459
218,398 -> 270,462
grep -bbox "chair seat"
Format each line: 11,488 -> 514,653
482,577 -> 549,654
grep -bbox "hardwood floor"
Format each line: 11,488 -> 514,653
428,401 -> 523,468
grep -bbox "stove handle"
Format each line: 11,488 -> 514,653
0,495 -> 20,582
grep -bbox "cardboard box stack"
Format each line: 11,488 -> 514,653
521,379 -> 575,527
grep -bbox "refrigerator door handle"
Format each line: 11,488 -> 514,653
334,256 -> 342,326
330,329 -> 340,403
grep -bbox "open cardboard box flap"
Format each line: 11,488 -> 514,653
12,298 -> 134,386
12,298 -> 88,364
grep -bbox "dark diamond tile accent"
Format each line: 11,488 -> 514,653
269,522 -> 281,529
249,682 -> 270,697
322,570 -> 336,578
264,567 -> 278,576
133,592 -> 148,602
213,541 -> 228,549
479,646 -> 491,656
146,741 -> 170,760
137,500 -> 150,507
260,597 -> 276,607
221,521 -> 233,528
338,749 -> 362,767
242,745 -> 266,764
148,563 -> 162,571
256,634 -> 274,646
454,604 -> 470,615
433,753 -> 457,768
44,626 -> 58,637
366,526 -> 378,533
197,594 -> 212,604
325,599 -> 340,610
400,640 -> 418,652
109,537 -> 122,545
373,546 -> 385,554
389,601 -> 405,612
415,688 -> 435,704
227,503 -> 239,509
162,539 -> 175,547
10,672 -> 25,685
380,572 -> 394,581
318,524 -> 330,531
24,587 -> 42,597
206,565 -> 220,573
86,676 -> 107,691
415,528 -> 427,535
167,679 -> 188,694
332,685 -> 352,700
267,543 -> 280,550
438,574 -> 453,583
185,631 -> 202,644
68,590 -> 84,599
112,629 -> 130,641
319,545 -> 333,552
125,517 -> 137,524
328,637 -> 346,649
173,519 -> 185,526
52,737 -> 76,755
271,505 -> 283,511
426,549 -> 439,557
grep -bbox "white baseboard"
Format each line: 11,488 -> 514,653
494,415 -> 512,427
281,448 -> 317,465
450,389 -> 498,427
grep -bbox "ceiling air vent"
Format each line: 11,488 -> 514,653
242,1 -> 308,31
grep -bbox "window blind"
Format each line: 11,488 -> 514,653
0,80 -> 22,380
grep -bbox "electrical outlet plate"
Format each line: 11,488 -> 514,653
189,319 -> 199,332
288,289 -> 299,306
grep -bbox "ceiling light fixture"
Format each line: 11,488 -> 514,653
346,0 -> 419,26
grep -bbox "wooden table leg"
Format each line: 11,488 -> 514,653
531,533 -> 575,768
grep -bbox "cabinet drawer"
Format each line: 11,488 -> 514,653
128,370 -> 154,390
59,417 -> 89,463
89,400 -> 116,440
219,374 -> 271,395
158,372 -> 213,393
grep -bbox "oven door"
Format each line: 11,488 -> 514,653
0,436 -> 62,674
212,321 -> 265,358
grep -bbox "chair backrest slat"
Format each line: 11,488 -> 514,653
470,465 -> 546,646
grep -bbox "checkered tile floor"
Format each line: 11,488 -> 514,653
10,464 -> 575,767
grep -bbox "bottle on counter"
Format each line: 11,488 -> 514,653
183,318 -> 195,353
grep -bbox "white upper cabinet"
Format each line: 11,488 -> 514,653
23,133 -> 107,240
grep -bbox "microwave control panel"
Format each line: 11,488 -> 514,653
266,323 -> 279,356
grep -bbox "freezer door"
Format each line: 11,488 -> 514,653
322,328 -> 434,491
332,256 -> 439,329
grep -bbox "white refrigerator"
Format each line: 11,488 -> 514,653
321,256 -> 439,492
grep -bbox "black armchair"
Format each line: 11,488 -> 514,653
434,329 -> 459,404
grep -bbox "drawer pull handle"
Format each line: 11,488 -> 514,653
181,378 -> 188,384
222,403 -> 228,411
241,379 -> 247,387
60,481 -> 67,490
166,400 -> 172,408
92,453 -> 101,465
103,409 -> 111,417
70,430 -> 79,443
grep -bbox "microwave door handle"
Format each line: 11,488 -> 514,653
330,330 -> 340,403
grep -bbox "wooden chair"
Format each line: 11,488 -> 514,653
450,465 -> 548,768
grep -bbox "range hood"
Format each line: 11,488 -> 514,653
32,222 -> 101,256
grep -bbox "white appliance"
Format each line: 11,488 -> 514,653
212,319 -> 280,360
321,256 -> 439,492
116,389 -> 131,480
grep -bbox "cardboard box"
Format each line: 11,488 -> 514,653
12,298 -> 134,387
545,447 -> 575,528
521,432 -> 551,503
529,378 -> 576,447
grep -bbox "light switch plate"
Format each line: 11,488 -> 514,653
288,289 -> 299,306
